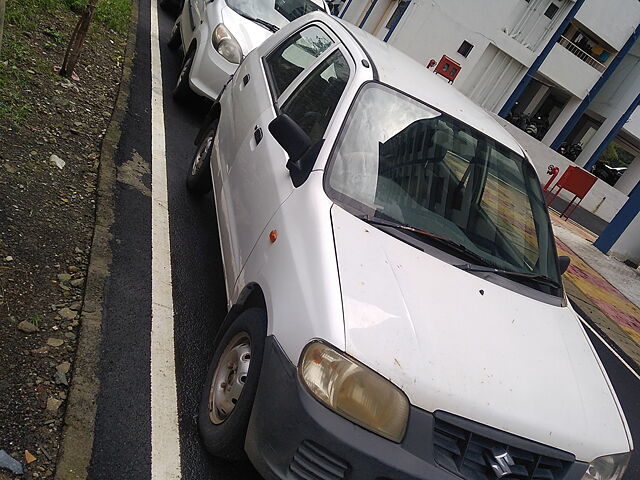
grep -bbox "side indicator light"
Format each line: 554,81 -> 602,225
269,229 -> 278,243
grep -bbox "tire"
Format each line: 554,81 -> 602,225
168,20 -> 181,50
173,48 -> 195,101
186,121 -> 216,195
198,308 -> 267,460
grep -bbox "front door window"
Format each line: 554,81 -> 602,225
281,49 -> 350,143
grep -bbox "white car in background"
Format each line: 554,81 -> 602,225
168,0 -> 329,100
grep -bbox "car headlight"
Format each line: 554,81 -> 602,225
582,453 -> 630,480
212,24 -> 243,64
298,341 -> 410,442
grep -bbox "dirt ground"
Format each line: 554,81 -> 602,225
0,7 -> 128,479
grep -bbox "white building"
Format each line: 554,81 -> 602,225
340,0 -> 640,263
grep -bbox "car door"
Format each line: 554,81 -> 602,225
218,24 -> 352,286
216,24 -> 337,180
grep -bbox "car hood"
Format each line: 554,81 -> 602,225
330,205 -> 630,461
220,5 -> 273,56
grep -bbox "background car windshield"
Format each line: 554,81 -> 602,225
327,83 -> 561,286
226,0 -> 324,28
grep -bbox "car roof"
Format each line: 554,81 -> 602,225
326,17 -> 525,156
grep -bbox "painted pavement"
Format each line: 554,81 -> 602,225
556,239 -> 640,346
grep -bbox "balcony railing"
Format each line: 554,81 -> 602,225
558,36 -> 607,72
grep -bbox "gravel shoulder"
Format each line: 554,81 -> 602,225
0,6 -> 130,479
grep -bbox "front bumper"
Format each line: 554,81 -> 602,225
189,41 -> 236,100
245,337 -> 590,480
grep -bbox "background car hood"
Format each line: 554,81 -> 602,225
220,5 -> 273,56
331,205 -> 630,461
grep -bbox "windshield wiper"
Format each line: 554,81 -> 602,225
236,11 -> 279,32
357,215 -> 490,266
454,264 -> 562,289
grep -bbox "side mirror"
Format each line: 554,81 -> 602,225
558,255 -> 570,275
268,114 -> 322,187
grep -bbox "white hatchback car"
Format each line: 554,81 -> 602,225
169,0 -> 328,100
187,12 -> 633,480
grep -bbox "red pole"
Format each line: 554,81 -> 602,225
543,165 -> 560,192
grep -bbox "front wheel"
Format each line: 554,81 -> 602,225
186,122 -> 216,195
198,308 -> 267,460
173,48 -> 195,101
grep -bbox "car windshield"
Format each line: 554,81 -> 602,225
226,0 -> 324,29
326,83 -> 562,292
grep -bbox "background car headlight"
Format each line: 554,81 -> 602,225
212,24 -> 243,64
582,453 -> 630,480
299,341 -> 410,442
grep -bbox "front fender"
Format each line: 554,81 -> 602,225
232,173 -> 345,363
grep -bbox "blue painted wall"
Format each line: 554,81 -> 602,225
384,0 -> 411,42
594,179 -> 640,253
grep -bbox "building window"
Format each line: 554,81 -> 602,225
457,41 -> 474,57
385,0 -> 410,29
545,3 -> 559,19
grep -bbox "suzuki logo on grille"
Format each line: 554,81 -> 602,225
485,450 -> 515,478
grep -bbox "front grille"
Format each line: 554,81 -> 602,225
289,440 -> 350,480
433,415 -> 572,480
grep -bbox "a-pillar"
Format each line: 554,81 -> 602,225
615,156 -> 640,195
542,96 -> 582,146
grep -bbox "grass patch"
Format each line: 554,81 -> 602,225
95,0 -> 133,33
64,0 -> 133,33
30,314 -> 43,328
6,0 -> 132,33
5,0 -> 62,27
0,0 -> 131,124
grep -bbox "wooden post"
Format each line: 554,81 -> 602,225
59,0 -> 99,78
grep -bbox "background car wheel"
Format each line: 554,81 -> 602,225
198,308 -> 267,460
173,48 -> 195,101
168,20 -> 181,50
186,122 -> 216,195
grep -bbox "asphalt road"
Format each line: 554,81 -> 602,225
85,0 -> 640,478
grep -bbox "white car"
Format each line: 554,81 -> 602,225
169,0 -> 329,100
187,12 -> 633,480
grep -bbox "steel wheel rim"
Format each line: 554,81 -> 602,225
192,134 -> 213,176
208,332 -> 251,425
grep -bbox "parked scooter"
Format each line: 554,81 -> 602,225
557,143 -> 568,156
506,103 -> 528,130
508,106 -> 548,140
557,142 -> 583,161
525,121 -> 538,138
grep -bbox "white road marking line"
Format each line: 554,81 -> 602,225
150,1 -> 182,479
579,316 -> 640,381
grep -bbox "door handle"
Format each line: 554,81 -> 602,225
254,126 -> 263,145
243,74 -> 250,86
